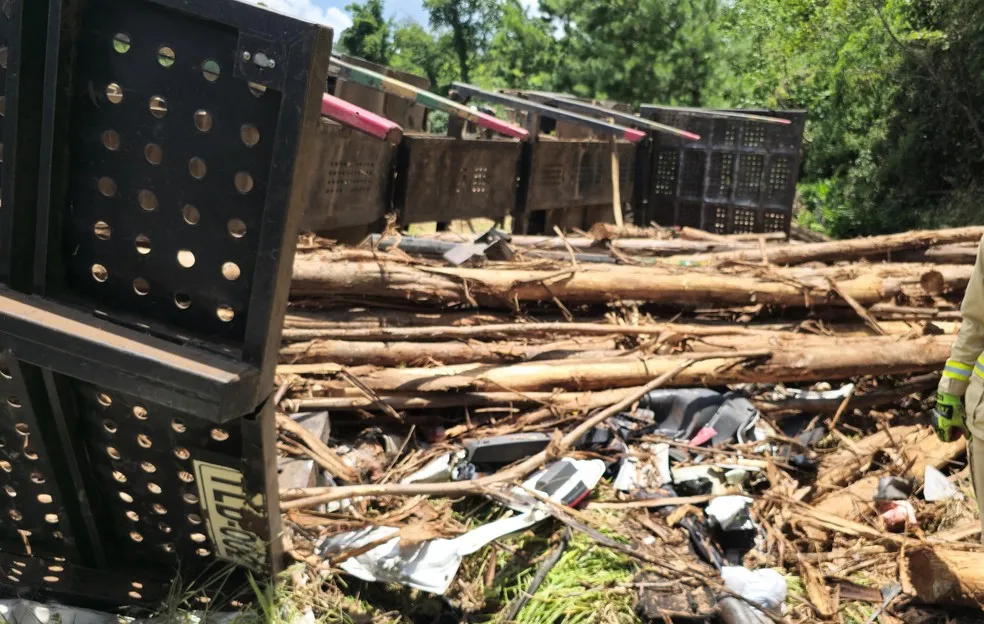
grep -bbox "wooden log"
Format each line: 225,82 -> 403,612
291,259 -> 906,308
907,546 -> 984,607
815,426 -> 922,492
889,243 -> 978,265
279,336 -> 621,366
284,309 -> 514,330
790,224 -> 831,243
419,231 -> 749,254
300,335 -> 952,394
668,226 -> 984,266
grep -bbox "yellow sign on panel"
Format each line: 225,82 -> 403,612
193,460 -> 266,570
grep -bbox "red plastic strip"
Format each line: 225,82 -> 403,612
320,92 -> 404,144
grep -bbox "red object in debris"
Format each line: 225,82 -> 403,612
622,127 -> 648,143
321,92 -> 404,145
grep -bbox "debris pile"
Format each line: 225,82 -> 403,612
274,225 -> 984,622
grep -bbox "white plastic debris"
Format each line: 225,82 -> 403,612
0,600 -> 242,624
320,458 -> 606,594
706,495 -> 755,531
720,566 -> 787,612
781,383 -> 854,402
924,465 -> 963,502
613,456 -> 639,491
400,451 -> 466,485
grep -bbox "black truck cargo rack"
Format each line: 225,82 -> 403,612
0,0 -> 332,610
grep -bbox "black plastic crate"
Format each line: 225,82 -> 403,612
642,107 -> 805,235
35,0 -> 332,387
0,0 -> 50,291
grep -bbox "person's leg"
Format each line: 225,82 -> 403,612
970,435 -> 984,542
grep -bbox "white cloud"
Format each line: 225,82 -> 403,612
240,0 -> 353,39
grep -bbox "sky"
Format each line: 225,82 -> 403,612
247,0 -> 538,39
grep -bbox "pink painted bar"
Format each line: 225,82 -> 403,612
320,92 -> 404,144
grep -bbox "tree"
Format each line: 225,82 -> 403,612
423,0 -> 501,83
390,21 -> 459,95
338,0 -> 392,65
476,0 -> 559,90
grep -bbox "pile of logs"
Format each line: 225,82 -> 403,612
277,224 -> 984,616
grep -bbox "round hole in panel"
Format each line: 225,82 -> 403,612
106,83 -> 124,104
182,204 -> 200,225
133,405 -> 148,420
248,82 -> 266,97
107,446 -> 121,460
194,110 -> 213,132
97,393 -> 112,407
92,264 -> 109,282
171,419 -> 186,433
132,581 -> 143,589
125,510 -> 139,521
147,483 -> 162,495
135,234 -> 152,255
234,172 -> 254,194
190,533 -> 206,543
152,503 -> 167,515
162,543 -> 174,553
112,33 -> 131,54
144,143 -> 163,165
14,423 -> 27,434
196,548 -> 211,557
42,576 -> 60,583
30,472 -> 44,484
174,293 -> 192,310
112,471 -> 126,483
8,396 -> 21,409
158,522 -> 172,534
202,59 -> 221,82
9,510 -> 21,521
4,485 -> 15,497
178,471 -> 194,483
0,367 -> 10,379
0,47 -> 7,69
177,250 -> 196,268
48,566 -> 64,573
188,157 -> 207,179
149,95 -> 168,118
216,306 -> 235,322
94,221 -> 112,240
138,189 -> 158,211
130,531 -> 143,542
221,262 -> 241,281
240,124 -> 260,147
137,434 -> 152,449
228,218 -> 247,238
119,491 -> 133,503
23,449 -> 37,461
98,177 -> 117,197
44,513 -> 58,524
37,494 -> 53,504
210,428 -> 230,442
187,514 -> 202,525
175,447 -> 190,460
128,591 -> 143,600
140,461 -> 156,473
133,278 -> 150,296
183,492 -> 199,505
157,46 -> 175,68
103,419 -> 117,433
0,461 -> 9,472
102,130 -> 121,151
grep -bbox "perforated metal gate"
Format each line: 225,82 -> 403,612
643,107 -> 806,235
396,135 -> 521,224
0,0 -> 331,610
525,140 -> 636,213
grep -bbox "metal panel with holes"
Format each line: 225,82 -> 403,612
36,0 -> 332,388
396,135 -> 521,224
300,118 -> 394,233
0,0 -> 50,291
0,351 -> 280,608
525,140 -> 637,213
644,108 -> 805,235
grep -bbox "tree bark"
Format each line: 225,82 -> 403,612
296,335 -> 951,394
756,373 -> 939,414
907,546 -> 984,607
667,226 -> 984,266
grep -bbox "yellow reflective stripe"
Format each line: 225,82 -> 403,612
945,370 -> 972,381
948,360 -> 974,372
975,364 -> 984,380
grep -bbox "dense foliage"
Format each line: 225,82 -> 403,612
337,0 -> 984,236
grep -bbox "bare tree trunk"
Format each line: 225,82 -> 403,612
907,546 -> 984,606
